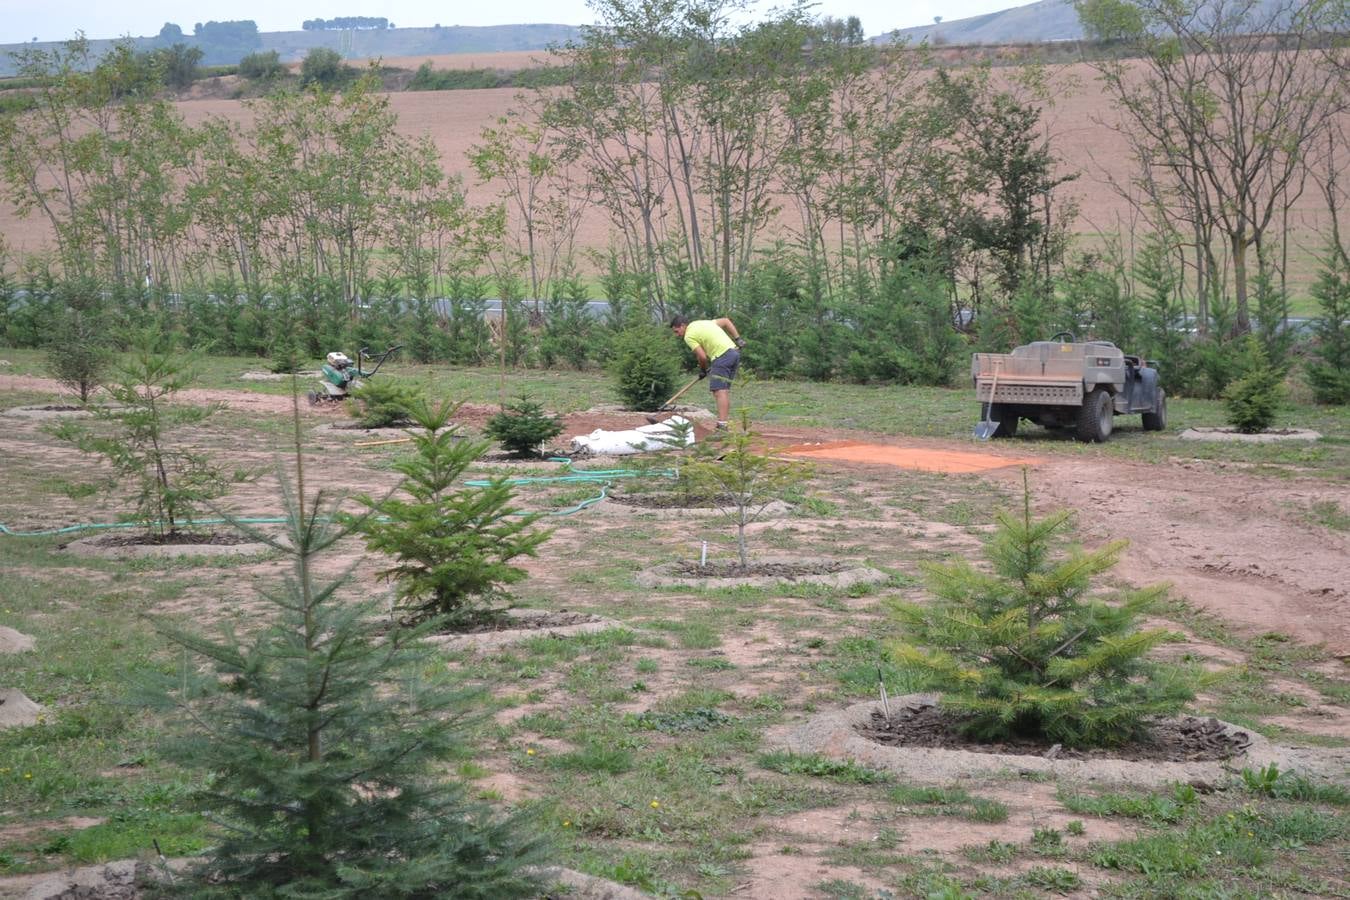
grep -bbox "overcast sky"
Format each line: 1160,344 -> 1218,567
1,0 -> 1033,45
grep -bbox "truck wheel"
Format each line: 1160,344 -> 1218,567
1142,388 -> 1167,431
1076,388 -> 1114,443
982,403 -> 1019,438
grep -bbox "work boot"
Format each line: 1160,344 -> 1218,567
714,421 -> 729,433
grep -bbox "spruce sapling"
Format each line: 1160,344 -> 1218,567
888,471 -> 1195,748
145,386 -> 549,897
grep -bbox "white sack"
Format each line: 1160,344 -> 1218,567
569,416 -> 695,455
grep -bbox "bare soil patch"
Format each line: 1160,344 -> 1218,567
637,555 -> 889,590
857,699 -> 1251,763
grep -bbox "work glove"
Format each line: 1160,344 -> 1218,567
698,369 -> 708,379
734,337 -> 746,348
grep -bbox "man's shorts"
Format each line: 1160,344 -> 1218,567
708,348 -> 740,392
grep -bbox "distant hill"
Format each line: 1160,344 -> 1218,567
0,23 -> 582,77
886,0 -> 1084,44
884,0 -> 1293,45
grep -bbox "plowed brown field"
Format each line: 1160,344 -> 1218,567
0,53 -> 1337,281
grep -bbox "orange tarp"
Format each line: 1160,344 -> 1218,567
782,441 -> 1040,474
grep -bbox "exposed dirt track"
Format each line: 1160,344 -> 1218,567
5,372 -> 1347,655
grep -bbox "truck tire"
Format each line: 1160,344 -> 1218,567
1076,388 -> 1114,443
981,403 -> 1019,438
1142,388 -> 1167,431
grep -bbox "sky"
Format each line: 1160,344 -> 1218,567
0,0 -> 1033,45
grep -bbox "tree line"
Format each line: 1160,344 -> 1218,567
0,0 -> 1346,404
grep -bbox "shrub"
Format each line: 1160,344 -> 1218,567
357,399 -> 550,625
346,377 -> 421,428
238,49 -> 284,80
610,324 -> 681,411
45,309 -> 114,403
300,47 -> 350,87
1223,337 -> 1285,433
148,414 -> 549,895
1306,247 -> 1350,405
887,472 -> 1194,748
485,395 -> 563,458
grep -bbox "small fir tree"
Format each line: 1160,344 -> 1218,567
610,324 -> 681,411
1223,336 -> 1285,433
680,412 -> 810,567
485,394 -> 564,458
51,331 -> 227,537
146,391 -> 548,897
45,308 -> 114,403
347,377 -> 422,428
888,473 -> 1194,748
358,398 -> 550,625
1306,246 -> 1350,405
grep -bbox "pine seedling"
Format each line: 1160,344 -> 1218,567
484,394 -> 563,458
358,398 -> 550,625
680,411 -> 810,567
146,387 -> 549,897
888,471 -> 1195,748
50,329 -> 226,537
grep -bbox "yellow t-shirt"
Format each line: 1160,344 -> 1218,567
683,320 -> 735,361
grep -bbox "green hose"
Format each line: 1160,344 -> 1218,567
0,459 -> 673,536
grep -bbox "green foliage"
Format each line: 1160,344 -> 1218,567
45,300 -> 114,404
300,47 -> 353,88
150,43 -> 203,89
757,751 -> 891,784
50,331 -> 227,536
484,394 -> 564,458
347,377 -> 422,428
238,50 -> 285,80
1223,337 -> 1285,433
609,324 -> 681,411
537,277 -> 593,370
680,413 -> 811,566
356,399 -> 550,625
146,427 -> 548,897
1306,247 -> 1350,405
887,472 -> 1194,747
1241,763 -> 1350,805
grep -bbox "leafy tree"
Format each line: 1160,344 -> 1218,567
888,473 -> 1194,748
192,20 -> 262,66
1306,246 -> 1350,404
238,50 -> 285,80
1077,0 -> 1340,333
301,47 -> 351,88
152,43 -> 204,89
609,324 -> 681,411
357,399 -> 550,625
1224,337 -> 1285,433
147,398 -> 549,896
485,395 -> 564,458
680,412 -> 809,567
51,331 -> 227,537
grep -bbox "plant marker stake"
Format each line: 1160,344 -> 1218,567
878,667 -> 891,720
700,541 -> 708,568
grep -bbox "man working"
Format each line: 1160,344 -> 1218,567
670,315 -> 745,431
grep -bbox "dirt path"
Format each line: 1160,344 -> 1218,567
6,373 -> 1348,655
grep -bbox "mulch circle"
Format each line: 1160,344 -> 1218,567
856,699 -> 1251,763
74,531 -> 254,548
451,610 -> 599,634
607,492 -> 724,510
62,531 -> 272,559
667,560 -> 848,579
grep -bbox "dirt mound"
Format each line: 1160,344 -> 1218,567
858,701 -> 1251,763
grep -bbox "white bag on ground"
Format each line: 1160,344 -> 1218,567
569,416 -> 695,455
